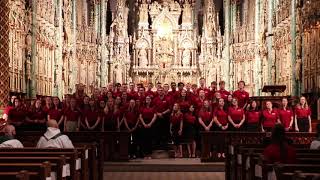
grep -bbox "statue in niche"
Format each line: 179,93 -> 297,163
149,1 -> 160,14
295,58 -> 302,81
138,49 -> 148,67
182,3 -> 192,23
139,4 -> 149,23
170,1 -> 181,12
182,49 -> 191,67
114,65 -> 122,83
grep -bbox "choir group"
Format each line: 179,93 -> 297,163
2,78 -> 313,158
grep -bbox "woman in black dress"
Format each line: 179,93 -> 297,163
184,105 -> 197,158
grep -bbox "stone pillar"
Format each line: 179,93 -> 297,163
266,0 -> 274,84
100,0 -> 107,87
0,0 -> 10,105
53,0 -> 63,98
224,0 -> 231,90
254,0 -> 262,96
71,0 -> 78,93
30,0 -> 38,98
290,0 -> 298,96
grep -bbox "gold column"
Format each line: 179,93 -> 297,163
0,0 -> 10,105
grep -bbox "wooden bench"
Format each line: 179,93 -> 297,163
0,155 -> 66,180
0,149 -> 79,180
0,161 -> 51,180
0,170 -> 34,180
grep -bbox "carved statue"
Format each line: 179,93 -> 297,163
182,49 -> 191,67
139,4 -> 149,23
170,1 -> 181,11
182,3 -> 192,23
138,49 -> 148,67
295,58 -> 302,81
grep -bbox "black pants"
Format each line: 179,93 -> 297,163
246,124 -> 259,132
297,118 -> 309,132
140,127 -> 153,156
153,115 -> 170,147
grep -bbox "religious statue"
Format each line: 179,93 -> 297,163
182,49 -> 191,67
138,49 -> 148,67
170,1 -> 181,12
182,3 -> 192,23
139,4 -> 149,23
295,58 -> 302,81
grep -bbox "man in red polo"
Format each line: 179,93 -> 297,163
217,81 -> 230,101
233,81 -> 249,109
197,78 -> 210,98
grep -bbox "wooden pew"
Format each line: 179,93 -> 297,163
0,161 -> 51,180
0,149 -> 79,180
273,164 -> 320,180
0,170 -> 33,180
201,131 -> 316,180
0,155 -> 66,180
292,171 -> 320,180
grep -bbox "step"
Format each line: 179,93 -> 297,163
104,158 -> 225,172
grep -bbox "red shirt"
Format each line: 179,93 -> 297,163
184,112 -> 196,124
246,110 -> 261,124
198,110 -> 212,123
48,108 -> 63,121
278,108 -> 293,128
214,108 -> 228,125
128,91 -> 138,100
153,96 -> 170,113
263,143 -> 296,163
176,99 -> 191,113
233,90 -> 249,108
217,89 -> 231,100
262,109 -> 279,128
208,89 -> 216,100
124,111 -> 138,125
168,90 -> 179,102
65,108 -> 81,122
145,90 -> 155,99
140,107 -> 155,123
295,107 -> 311,118
85,109 -> 100,126
196,87 -> 210,98
4,106 -> 13,115
228,107 -> 244,123
170,113 -> 183,126
8,108 -> 26,122
28,108 -> 46,120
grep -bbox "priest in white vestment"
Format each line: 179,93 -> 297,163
37,120 -> 74,148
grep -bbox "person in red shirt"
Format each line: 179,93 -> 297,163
278,98 -> 294,131
197,77 -> 210,98
64,98 -> 81,132
208,81 -> 217,101
84,98 -> 101,131
195,90 -> 207,110
217,81 -> 230,101
294,96 -> 312,132
168,82 -> 179,102
128,82 -> 138,100
233,81 -> 249,109
198,100 -> 213,132
122,99 -> 140,158
263,124 -> 296,164
211,92 -> 221,111
139,96 -> 157,158
213,98 -> 229,131
176,89 -> 191,113
25,99 -> 47,131
224,94 -> 233,109
152,87 -> 171,146
262,101 -> 280,132
245,100 -> 261,131
145,82 -> 155,99
102,98 -> 118,131
170,103 -> 183,158
2,95 -> 16,121
228,98 -> 245,131
137,87 -> 146,105
42,97 -> 53,115
48,97 -> 64,128
8,98 -> 26,130
191,84 -> 198,97
184,105 -> 197,158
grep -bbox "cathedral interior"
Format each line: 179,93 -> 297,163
0,0 -> 319,102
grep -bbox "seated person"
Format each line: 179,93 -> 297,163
0,125 -> 24,148
263,124 -> 296,163
310,123 -> 320,150
36,120 -> 74,148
